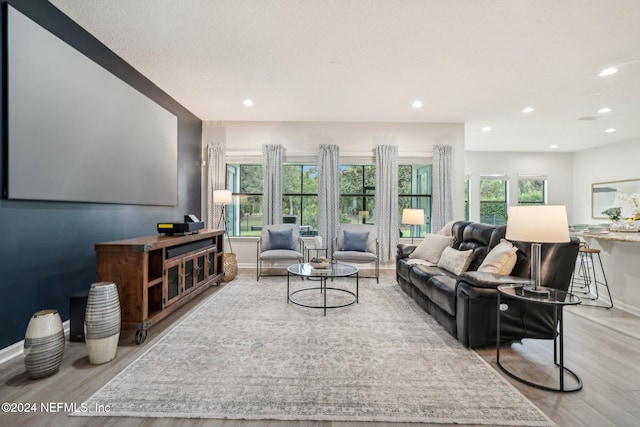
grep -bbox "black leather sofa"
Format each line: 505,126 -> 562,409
396,221 -> 579,348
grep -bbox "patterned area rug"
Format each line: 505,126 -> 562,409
74,274 -> 554,425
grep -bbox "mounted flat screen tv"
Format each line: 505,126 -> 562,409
2,5 -> 178,206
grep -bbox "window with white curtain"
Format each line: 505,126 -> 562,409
225,162 -> 431,236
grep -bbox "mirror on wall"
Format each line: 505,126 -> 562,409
592,179 -> 640,219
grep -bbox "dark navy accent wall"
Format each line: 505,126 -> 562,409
0,0 -> 203,348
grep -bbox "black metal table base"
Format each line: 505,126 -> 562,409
287,273 -> 358,316
496,358 -> 582,392
497,291 -> 583,393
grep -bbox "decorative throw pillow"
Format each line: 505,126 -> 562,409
478,239 -> 518,275
267,228 -> 294,250
437,246 -> 474,275
343,231 -> 369,252
409,233 -> 453,264
437,220 -> 457,237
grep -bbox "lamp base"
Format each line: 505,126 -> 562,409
523,285 -> 550,298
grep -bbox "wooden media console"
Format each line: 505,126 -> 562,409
95,229 -> 224,344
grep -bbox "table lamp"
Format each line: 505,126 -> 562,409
401,208 -> 424,244
213,189 -> 233,251
505,205 -> 570,296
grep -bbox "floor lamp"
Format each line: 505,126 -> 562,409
505,205 -> 570,296
213,189 -> 233,252
401,208 -> 424,244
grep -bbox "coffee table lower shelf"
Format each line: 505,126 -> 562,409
287,263 -> 359,316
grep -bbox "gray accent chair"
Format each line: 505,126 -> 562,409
332,224 -> 379,283
256,224 -> 304,280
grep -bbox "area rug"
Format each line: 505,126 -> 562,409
73,274 -> 554,425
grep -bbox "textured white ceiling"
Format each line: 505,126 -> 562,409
49,0 -> 640,152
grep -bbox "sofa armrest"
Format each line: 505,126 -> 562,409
457,271 -> 531,289
397,244 -> 416,259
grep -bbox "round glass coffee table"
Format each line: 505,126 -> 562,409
287,262 -> 358,316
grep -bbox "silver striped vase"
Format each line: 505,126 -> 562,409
24,309 -> 65,379
85,282 -> 121,365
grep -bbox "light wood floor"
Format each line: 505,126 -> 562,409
1,269 -> 639,427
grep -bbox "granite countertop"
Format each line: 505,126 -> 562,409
571,230 -> 640,243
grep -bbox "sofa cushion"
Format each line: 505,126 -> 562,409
409,233 -> 453,263
437,247 -> 473,275
478,239 -> 518,275
425,275 -> 458,316
342,230 -> 369,252
409,263 -> 450,288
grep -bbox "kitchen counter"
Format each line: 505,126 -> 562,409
570,231 -> 640,316
572,231 -> 640,243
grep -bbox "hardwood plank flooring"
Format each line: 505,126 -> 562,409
1,269 -> 639,427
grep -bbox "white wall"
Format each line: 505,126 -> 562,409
465,151 -> 574,222
572,137 -> 640,224
202,120 -> 465,268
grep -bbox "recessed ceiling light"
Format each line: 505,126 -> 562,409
550,144 -> 559,149
411,100 -> 423,109
243,99 -> 254,106
482,126 -> 491,132
599,67 -> 618,76
598,107 -> 612,114
605,128 -> 617,133
521,107 -> 534,113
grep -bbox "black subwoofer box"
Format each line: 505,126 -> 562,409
69,290 -> 90,342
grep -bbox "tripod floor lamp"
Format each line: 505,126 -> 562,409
214,189 -> 233,252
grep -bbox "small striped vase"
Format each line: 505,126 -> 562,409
24,309 -> 65,379
85,282 -> 121,365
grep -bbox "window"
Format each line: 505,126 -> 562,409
480,177 -> 508,225
226,164 -> 319,236
464,177 -> 470,221
518,177 -> 546,205
282,165 -> 319,236
339,165 -> 376,224
226,164 -> 263,236
226,162 -> 431,235
399,165 -> 432,236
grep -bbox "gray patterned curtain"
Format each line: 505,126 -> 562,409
318,144 -> 340,251
262,144 -> 283,225
375,143 -> 399,262
206,142 -> 226,229
432,145 -> 453,232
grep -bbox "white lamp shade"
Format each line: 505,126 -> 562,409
213,189 -> 232,205
401,209 -> 424,225
506,205 -> 570,243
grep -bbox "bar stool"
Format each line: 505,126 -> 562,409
570,243 -> 613,308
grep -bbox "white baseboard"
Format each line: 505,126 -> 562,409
0,320 -> 70,365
